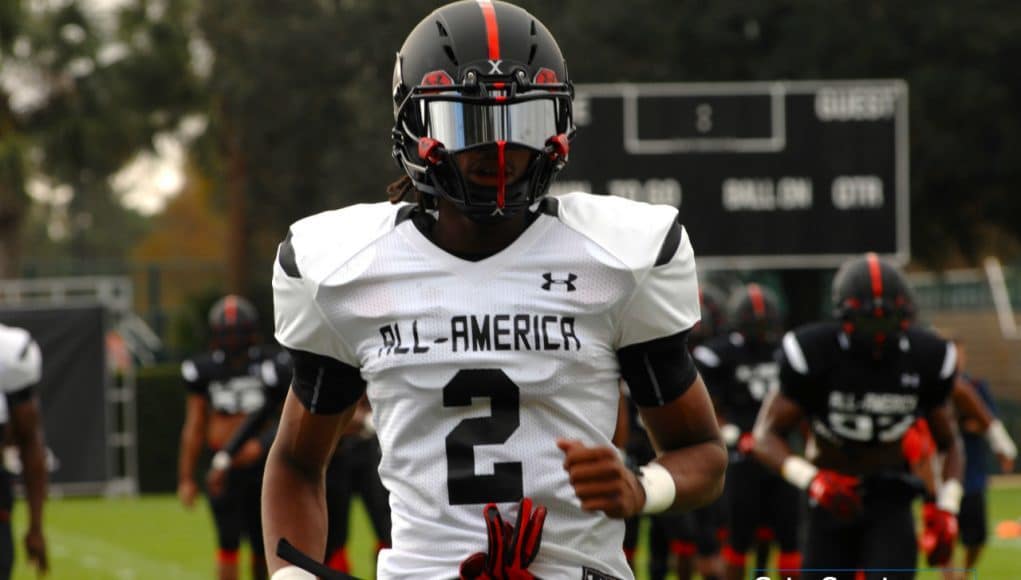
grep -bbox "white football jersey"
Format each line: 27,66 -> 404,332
0,324 -> 42,424
273,192 -> 700,580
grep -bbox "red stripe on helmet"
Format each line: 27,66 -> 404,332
866,252 -> 883,300
748,283 -> 766,318
477,0 -> 500,60
496,140 -> 506,209
224,295 -> 237,325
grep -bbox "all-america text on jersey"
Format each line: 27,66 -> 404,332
377,314 -> 582,357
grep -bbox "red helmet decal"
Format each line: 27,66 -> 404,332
533,68 -> 558,85
224,295 -> 238,324
866,252 -> 883,301
421,70 -> 454,87
748,284 -> 766,318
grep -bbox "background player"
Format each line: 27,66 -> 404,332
753,253 -> 964,580
207,354 -> 391,575
262,2 -> 726,578
0,323 -> 48,579
694,284 -> 801,580
953,334 -> 1016,578
178,295 -> 274,580
901,336 -> 1017,580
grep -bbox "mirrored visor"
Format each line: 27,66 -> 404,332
423,98 -> 557,151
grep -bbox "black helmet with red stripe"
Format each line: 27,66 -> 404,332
392,0 -> 575,221
690,284 -> 727,347
728,283 -> 784,345
832,252 -> 915,356
208,295 -> 259,352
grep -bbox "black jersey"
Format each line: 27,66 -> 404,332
258,348 -> 293,407
778,321 -> 955,447
181,346 -> 284,414
693,332 -> 779,433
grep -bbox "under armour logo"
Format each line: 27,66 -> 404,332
901,373 -> 921,388
542,272 -> 577,291
487,59 -> 504,74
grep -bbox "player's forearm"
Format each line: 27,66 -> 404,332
178,423 -> 204,482
654,438 -> 727,511
223,403 -> 274,457
751,428 -> 792,473
18,430 -> 47,530
952,379 -> 994,431
940,432 -> 965,484
262,441 -> 329,573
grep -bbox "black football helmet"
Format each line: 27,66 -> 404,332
208,295 -> 259,352
391,0 -> 575,221
831,252 -> 915,357
728,283 -> 783,345
690,285 -> 727,347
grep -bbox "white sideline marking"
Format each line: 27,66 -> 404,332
46,529 -> 206,580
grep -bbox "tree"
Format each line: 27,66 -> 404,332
0,0 -> 201,277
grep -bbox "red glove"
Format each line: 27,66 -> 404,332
920,502 -> 958,566
902,418 -> 935,465
808,470 -> 862,521
460,498 -> 547,580
737,432 -> 756,455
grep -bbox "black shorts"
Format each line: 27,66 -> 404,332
691,501 -> 723,556
958,491 -> 987,547
802,494 -> 916,580
726,457 -> 801,553
325,435 -> 391,553
207,460 -> 265,554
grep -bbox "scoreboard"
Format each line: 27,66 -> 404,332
553,80 -> 909,269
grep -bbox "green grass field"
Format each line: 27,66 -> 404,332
10,484 -> 1021,579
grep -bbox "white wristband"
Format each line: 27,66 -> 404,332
639,462 -> 676,514
720,424 -> 741,447
780,456 -> 819,490
987,420 -> 1017,460
270,565 -> 316,580
211,451 -> 231,471
937,479 -> 963,515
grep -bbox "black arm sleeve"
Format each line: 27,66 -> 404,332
288,347 -> 367,415
5,386 -> 34,408
617,329 -> 698,408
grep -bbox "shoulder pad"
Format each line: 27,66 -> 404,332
0,325 -> 41,391
905,327 -> 957,380
279,202 -> 409,284
550,193 -> 681,273
181,352 -> 217,383
0,325 -> 31,366
692,335 -> 732,368
782,321 -> 841,376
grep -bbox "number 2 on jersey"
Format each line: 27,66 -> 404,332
444,369 -> 523,505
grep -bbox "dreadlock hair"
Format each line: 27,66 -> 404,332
386,175 -> 436,210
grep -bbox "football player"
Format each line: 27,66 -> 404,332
903,335 -> 1017,580
261,2 -> 727,579
753,254 -> 965,580
694,284 -> 801,580
952,336 -> 1016,578
206,353 -> 392,575
177,295 -> 276,580
620,287 -> 726,580
0,323 -> 48,579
